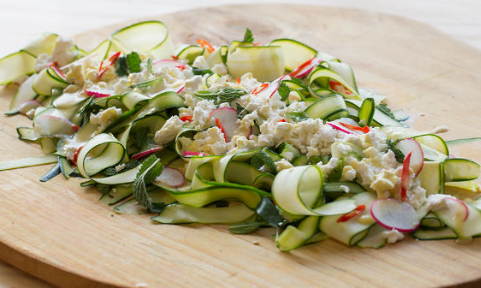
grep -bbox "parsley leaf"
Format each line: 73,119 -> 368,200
192,67 -> 213,76
285,111 -> 309,122
194,88 -> 247,104
115,56 -> 129,76
132,155 -> 164,212
126,52 -> 142,73
387,139 -> 405,163
278,81 -> 290,101
236,103 -> 249,120
242,28 -> 254,43
377,103 -> 397,121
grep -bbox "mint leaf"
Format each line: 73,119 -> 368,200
278,81 -> 290,101
132,155 -> 163,212
377,103 -> 397,121
195,88 -> 247,104
127,52 -> 142,73
285,111 -> 309,122
387,139 -> 405,163
192,67 -> 213,76
242,28 -> 254,43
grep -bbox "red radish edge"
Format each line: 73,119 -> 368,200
183,151 -> 207,157
370,198 -> 419,233
35,114 -> 80,134
445,198 -> 470,222
131,147 -> 162,160
49,66 -> 66,79
176,86 -> 185,93
84,90 -> 111,98
401,151 -> 412,202
395,138 -> 424,176
327,122 -> 353,134
290,57 -> 322,78
155,167 -> 186,188
17,100 -> 42,114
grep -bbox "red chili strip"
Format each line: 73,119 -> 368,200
337,204 -> 366,223
289,57 -> 314,77
197,39 -> 215,53
339,122 -> 370,133
252,83 -> 269,95
401,151 -> 413,202
215,118 -> 228,142
180,115 -> 193,122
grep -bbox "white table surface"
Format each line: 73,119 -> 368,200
0,0 -> 480,287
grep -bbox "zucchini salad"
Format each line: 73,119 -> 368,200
0,21 -> 480,251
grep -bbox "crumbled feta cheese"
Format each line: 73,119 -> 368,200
382,229 -> 404,244
154,116 -> 184,145
90,107 -> 122,132
115,163 -> 126,172
211,63 -> 228,75
340,185 -> 350,193
425,194 -> 457,211
341,165 -> 357,181
275,159 -> 294,172
192,55 -> 209,69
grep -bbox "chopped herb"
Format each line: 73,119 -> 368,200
229,221 -> 262,234
101,160 -> 141,176
192,67 -> 213,76
194,88 -> 247,104
115,56 -> 129,76
236,103 -> 249,120
126,52 -> 142,73
256,196 -> 284,227
115,52 -> 142,76
377,103 -> 397,121
129,77 -> 163,88
387,139 -> 405,163
278,81 -> 290,101
242,28 -> 254,43
146,58 -> 154,74
132,155 -> 164,212
285,111 -> 309,122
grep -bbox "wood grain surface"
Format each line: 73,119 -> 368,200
1,4 -> 481,288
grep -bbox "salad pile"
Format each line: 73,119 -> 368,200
0,21 -> 480,251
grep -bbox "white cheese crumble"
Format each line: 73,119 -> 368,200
382,229 -> 404,244
90,107 -> 123,133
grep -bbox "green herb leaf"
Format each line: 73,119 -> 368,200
127,52 -> 142,73
278,81 -> 290,101
242,28 -> 254,43
115,56 -> 129,76
229,221 -> 262,234
387,139 -> 405,163
377,103 -> 397,121
146,58 -> 154,74
236,103 -> 249,120
285,111 -> 309,122
132,155 -> 163,212
194,88 -> 247,104
192,67 -> 213,76
256,196 -> 284,227
129,77 -> 163,89
101,160 -> 141,176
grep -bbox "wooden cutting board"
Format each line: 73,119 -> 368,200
1,4 -> 481,288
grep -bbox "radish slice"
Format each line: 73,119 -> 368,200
395,138 -> 424,176
259,82 -> 279,98
153,59 -> 186,71
34,115 -> 79,136
17,100 -> 42,115
370,198 -> 420,233
275,75 -> 291,82
84,90 -> 111,98
154,167 -> 186,188
176,86 -> 185,94
326,122 -> 353,134
183,151 -> 207,157
289,57 -> 322,78
131,147 -> 163,160
210,107 -> 238,141
445,198 -> 469,222
401,151 -> 412,202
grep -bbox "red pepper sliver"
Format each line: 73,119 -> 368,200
290,57 -> 314,77
401,151 -> 413,202
236,77 -> 240,84
337,204 -> 366,223
171,55 -> 179,61
72,146 -> 83,165
215,118 -> 228,143
175,64 -> 186,71
252,83 -> 269,95
197,39 -> 215,53
278,119 -> 286,123
180,115 -> 193,122
339,122 -> 370,133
